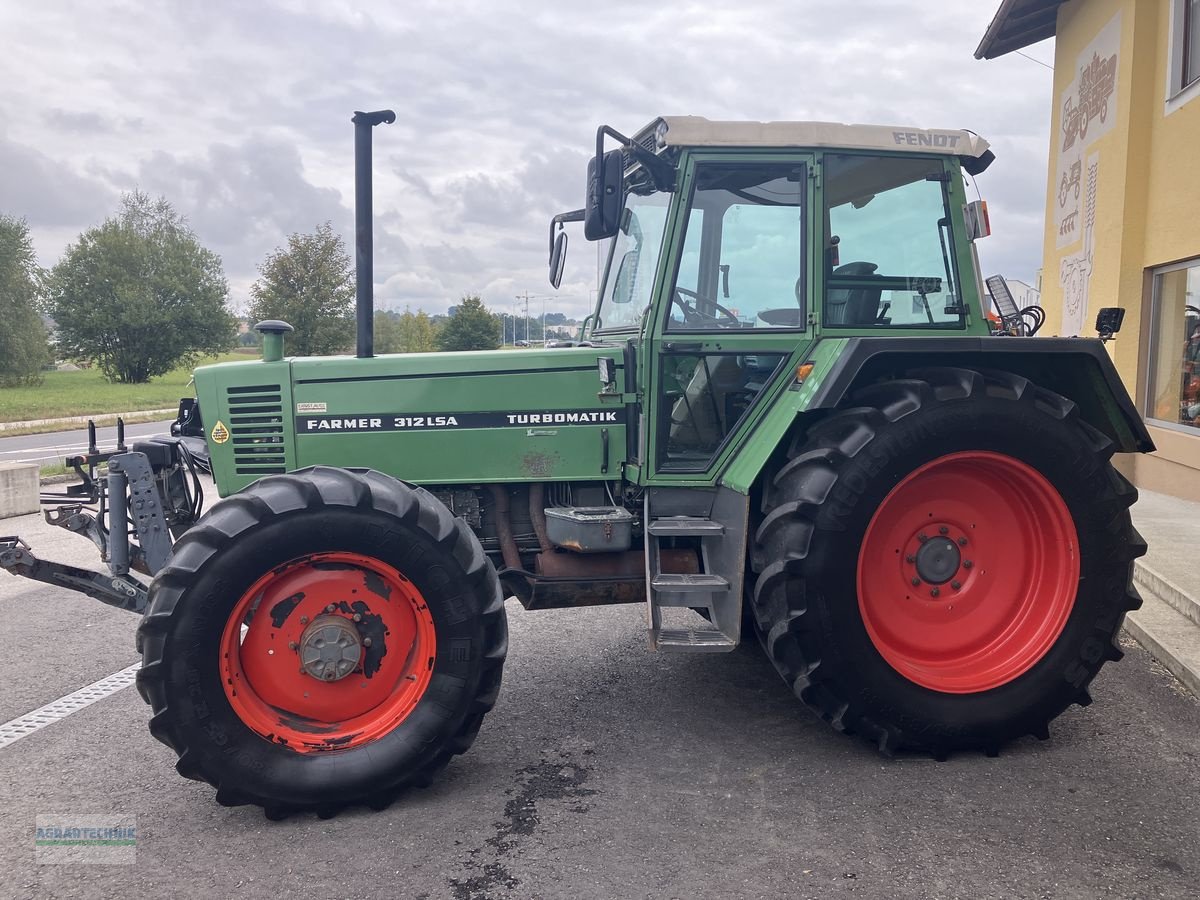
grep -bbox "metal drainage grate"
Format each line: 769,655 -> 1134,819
0,662 -> 141,750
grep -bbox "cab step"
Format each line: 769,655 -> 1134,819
656,628 -> 738,651
650,573 -> 730,593
643,490 -> 749,654
646,517 -> 726,538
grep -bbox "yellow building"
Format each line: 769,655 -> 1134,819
978,0 -> 1200,501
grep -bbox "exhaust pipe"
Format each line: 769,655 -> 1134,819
352,109 -> 396,359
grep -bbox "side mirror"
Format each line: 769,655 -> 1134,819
548,232 -> 568,289
1095,307 -> 1125,343
584,148 -> 624,241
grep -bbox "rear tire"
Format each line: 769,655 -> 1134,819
136,466 -> 507,816
750,367 -> 1144,755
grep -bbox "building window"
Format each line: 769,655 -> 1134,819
1147,260 -> 1200,433
1187,0 -> 1200,89
1168,0 -> 1200,112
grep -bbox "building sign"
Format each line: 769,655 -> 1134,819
1054,13 -> 1120,252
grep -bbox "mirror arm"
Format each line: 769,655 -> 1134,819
594,125 -> 675,191
549,208 -> 585,259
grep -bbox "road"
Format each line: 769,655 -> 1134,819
1,494 -> 1198,899
0,420 -> 173,467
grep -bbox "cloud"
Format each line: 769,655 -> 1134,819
0,0 -> 1055,315
0,131 -> 116,229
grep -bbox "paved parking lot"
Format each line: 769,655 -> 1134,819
2,498 -> 1199,900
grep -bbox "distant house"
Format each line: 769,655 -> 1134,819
977,0 -> 1200,502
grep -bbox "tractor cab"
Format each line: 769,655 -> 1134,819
550,116 -> 997,479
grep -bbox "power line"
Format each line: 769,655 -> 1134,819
1015,49 -> 1054,71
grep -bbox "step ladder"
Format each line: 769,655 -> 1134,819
644,490 -> 747,652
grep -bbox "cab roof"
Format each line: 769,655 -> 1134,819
647,116 -> 991,161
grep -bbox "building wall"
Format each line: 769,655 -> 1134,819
1040,0 -> 1200,500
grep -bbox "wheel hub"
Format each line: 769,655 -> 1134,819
299,615 -> 362,682
914,536 -> 961,585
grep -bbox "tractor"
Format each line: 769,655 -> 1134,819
2,112 -> 1152,819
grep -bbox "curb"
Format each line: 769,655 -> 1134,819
1134,562 -> 1200,628
0,409 -> 177,434
1124,563 -> 1200,698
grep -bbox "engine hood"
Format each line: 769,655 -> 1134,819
194,346 -> 631,495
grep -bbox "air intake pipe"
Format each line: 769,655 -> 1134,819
352,109 -> 396,359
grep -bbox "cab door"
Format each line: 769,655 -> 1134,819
643,152 -> 819,485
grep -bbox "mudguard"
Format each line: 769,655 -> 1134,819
720,336 -> 1153,494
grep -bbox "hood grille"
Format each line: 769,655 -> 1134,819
227,384 -> 286,475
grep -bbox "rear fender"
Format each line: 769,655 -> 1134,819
719,336 -> 1154,495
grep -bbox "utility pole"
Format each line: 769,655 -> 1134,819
516,292 -> 532,342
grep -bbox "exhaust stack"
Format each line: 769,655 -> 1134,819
352,109 -> 396,359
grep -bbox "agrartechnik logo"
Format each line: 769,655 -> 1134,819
35,816 -> 136,865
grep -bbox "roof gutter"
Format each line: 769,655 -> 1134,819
975,0 -> 1068,60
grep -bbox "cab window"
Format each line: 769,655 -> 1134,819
823,154 -> 964,328
594,189 -> 671,332
666,163 -> 807,331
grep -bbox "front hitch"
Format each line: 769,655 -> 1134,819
0,418 -> 205,614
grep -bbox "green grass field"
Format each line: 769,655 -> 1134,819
0,352 -> 253,424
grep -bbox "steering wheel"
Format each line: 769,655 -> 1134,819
672,287 -> 741,328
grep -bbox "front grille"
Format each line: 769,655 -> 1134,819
226,384 -> 286,475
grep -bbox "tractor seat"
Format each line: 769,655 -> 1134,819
827,261 -> 883,326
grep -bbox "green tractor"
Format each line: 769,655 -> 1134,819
2,112 -> 1152,818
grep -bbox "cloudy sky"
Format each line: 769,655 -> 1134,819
0,1 -> 1054,321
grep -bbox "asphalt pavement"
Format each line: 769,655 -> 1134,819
1,492 -> 1198,900
0,421 -> 174,467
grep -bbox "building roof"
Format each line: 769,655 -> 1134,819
975,0 -> 1070,60
652,116 -> 992,160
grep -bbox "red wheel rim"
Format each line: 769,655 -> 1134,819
219,551 -> 436,751
857,451 -> 1078,693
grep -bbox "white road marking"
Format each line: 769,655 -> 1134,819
0,662 -> 141,750
0,449 -> 61,456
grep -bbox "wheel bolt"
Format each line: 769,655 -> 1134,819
299,616 -> 309,625
918,533 -> 929,543
905,555 -> 916,564
938,526 -> 949,535
363,637 -> 373,648
325,604 -> 335,613
951,580 -> 962,590
963,560 -> 974,569
930,588 -> 940,597
288,641 -> 298,650
911,577 -> 921,586
958,537 -> 968,546
353,613 -> 362,623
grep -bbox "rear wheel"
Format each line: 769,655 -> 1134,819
136,467 -> 507,817
750,367 -> 1144,755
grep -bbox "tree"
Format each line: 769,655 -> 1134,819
437,295 -> 501,351
374,309 -> 402,353
400,308 -> 439,353
49,192 -> 234,383
0,215 -> 50,386
375,307 -> 441,354
248,222 -> 355,356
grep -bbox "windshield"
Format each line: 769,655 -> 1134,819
593,188 -> 671,331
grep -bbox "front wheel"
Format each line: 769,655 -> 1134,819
750,367 -> 1143,756
136,467 -> 507,817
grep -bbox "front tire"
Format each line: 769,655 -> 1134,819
136,467 -> 507,817
750,368 -> 1144,756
